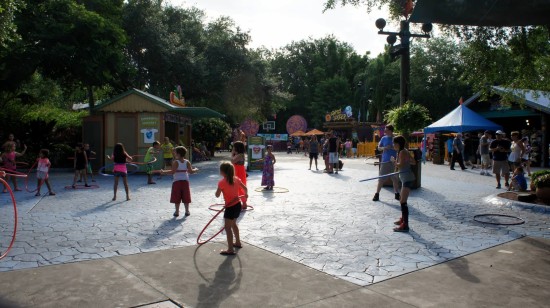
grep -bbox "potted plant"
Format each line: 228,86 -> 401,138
529,170 -> 550,191
533,173 -> 550,204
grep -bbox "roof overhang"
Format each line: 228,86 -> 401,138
171,107 -> 225,119
410,0 -> 550,26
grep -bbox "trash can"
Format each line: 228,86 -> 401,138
410,148 -> 422,189
381,148 -> 421,189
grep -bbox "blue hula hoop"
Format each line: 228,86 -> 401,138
99,163 -> 139,177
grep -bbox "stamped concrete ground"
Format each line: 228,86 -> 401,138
0,152 -> 549,306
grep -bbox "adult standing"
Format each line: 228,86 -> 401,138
479,131 -> 492,175
232,125 -> 242,143
490,130 -> 511,189
446,136 -> 454,164
352,138 -> 358,158
308,135 -> 320,170
508,131 -> 525,170
372,125 -> 400,202
521,136 -> 532,176
327,132 -> 340,174
450,133 -> 466,170
322,137 -> 329,171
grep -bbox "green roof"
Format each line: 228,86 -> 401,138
95,89 -> 225,119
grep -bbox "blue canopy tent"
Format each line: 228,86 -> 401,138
422,104 -> 502,163
424,104 -> 502,134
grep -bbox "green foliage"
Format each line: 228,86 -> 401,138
410,37 -> 471,119
361,50 -> 399,122
191,119 -> 231,143
324,0 -> 411,20
21,105 -> 88,129
531,170 -> 550,183
270,36 -> 369,128
533,173 -> 550,189
384,101 -> 431,137
0,0 -> 24,46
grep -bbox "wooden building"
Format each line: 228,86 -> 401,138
82,89 -> 224,169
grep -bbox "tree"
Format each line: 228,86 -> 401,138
384,101 -> 431,137
1,0 -> 128,107
191,118 -> 231,144
409,37 -> 470,119
324,0 -> 412,20
270,36 -> 369,129
362,50 -> 400,122
0,0 -> 24,46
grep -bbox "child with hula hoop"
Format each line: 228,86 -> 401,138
1,142 -> 26,192
390,135 -> 416,232
106,143 -> 133,201
71,143 -> 90,189
157,146 -> 198,217
83,143 -> 96,182
215,162 -> 248,256
145,141 -> 161,184
231,141 -> 248,209
36,149 -> 55,196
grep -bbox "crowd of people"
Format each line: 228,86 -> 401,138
445,130 -> 530,191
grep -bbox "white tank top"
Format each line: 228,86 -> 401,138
173,159 -> 189,182
508,141 -> 521,162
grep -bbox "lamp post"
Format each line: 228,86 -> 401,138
375,18 -> 432,106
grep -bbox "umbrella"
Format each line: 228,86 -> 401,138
305,129 -> 325,136
290,130 -> 306,137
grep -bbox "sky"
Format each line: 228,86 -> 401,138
170,0 -> 392,56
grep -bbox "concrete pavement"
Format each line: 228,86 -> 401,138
0,152 -> 549,306
0,237 -> 548,307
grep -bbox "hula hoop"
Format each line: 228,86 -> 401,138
197,206 -> 225,245
130,155 -> 157,166
64,184 -> 100,190
0,178 -> 18,260
209,203 -> 254,211
0,168 -> 29,178
22,161 -> 46,193
473,214 -> 525,225
67,157 -> 96,160
359,171 -> 407,182
254,186 -> 289,193
15,161 -> 29,168
98,163 -> 139,176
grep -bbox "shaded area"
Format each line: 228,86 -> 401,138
410,0 -> 550,26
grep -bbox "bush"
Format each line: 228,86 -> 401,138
533,173 -> 550,189
530,169 -> 550,182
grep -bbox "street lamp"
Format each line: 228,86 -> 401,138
375,18 -> 432,105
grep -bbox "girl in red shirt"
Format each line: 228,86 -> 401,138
215,162 -> 248,256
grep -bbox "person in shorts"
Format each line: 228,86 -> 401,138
372,125 -> 400,201
479,131 -> 492,175
215,162 -> 248,256
327,132 -> 340,174
161,137 -> 174,168
490,130 -> 511,189
145,141 -> 161,184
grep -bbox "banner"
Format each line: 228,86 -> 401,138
257,134 -> 288,141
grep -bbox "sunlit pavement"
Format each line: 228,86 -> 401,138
1,152 -> 549,286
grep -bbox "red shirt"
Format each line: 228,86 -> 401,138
218,176 -> 243,207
